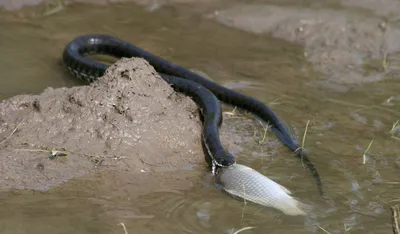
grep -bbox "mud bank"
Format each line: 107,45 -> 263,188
0,0 -> 218,11
0,0 -> 123,11
0,58 -> 205,191
3,0 -> 400,93
210,4 -> 400,91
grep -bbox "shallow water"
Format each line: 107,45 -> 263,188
0,1 -> 399,234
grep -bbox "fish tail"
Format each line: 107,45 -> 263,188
281,197 -> 308,216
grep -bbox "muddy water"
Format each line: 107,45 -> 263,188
0,1 -> 399,234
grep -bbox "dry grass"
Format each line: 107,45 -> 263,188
317,223 -> 352,234
363,139 -> 374,164
301,120 -> 310,149
382,51 -> 389,72
43,0 -> 65,16
324,98 -> 400,116
391,205 -> 400,234
231,226 -> 256,234
317,224 -> 331,234
13,143 -> 128,167
0,111 -> 32,145
118,223 -> 129,234
390,120 -> 400,140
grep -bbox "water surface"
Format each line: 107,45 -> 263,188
0,2 -> 399,233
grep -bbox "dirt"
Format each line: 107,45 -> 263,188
0,58 -> 207,191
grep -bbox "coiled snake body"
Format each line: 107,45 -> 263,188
62,34 -> 323,196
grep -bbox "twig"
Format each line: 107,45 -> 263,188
391,205 -> 399,234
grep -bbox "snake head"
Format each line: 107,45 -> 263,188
213,152 -> 236,167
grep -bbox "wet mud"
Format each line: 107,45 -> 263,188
0,58 -> 205,191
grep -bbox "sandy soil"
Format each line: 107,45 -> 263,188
0,58 -> 206,191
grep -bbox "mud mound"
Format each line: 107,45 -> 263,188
0,58 -> 203,191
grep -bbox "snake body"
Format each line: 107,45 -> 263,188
62,34 -> 323,196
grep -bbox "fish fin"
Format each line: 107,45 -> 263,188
279,184 -> 292,195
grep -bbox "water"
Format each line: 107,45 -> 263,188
0,1 -> 399,233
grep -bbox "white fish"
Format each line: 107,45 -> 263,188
216,163 -> 307,216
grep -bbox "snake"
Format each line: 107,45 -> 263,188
62,34 -> 324,196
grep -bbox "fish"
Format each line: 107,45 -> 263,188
215,163 -> 308,216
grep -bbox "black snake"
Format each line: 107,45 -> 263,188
62,34 -> 324,196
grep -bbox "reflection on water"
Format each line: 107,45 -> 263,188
0,174 -> 312,234
0,1 -> 399,234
